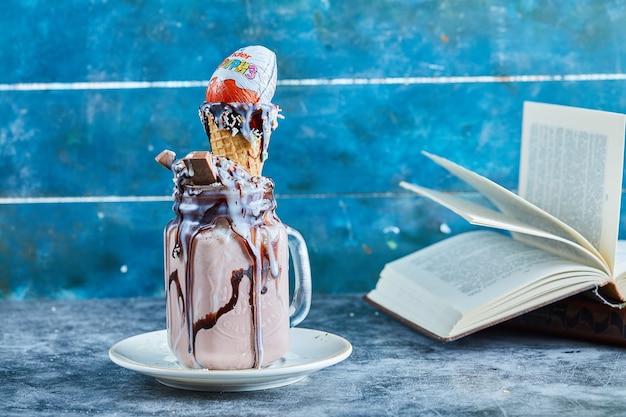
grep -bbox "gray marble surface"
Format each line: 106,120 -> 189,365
2,294 -> 626,416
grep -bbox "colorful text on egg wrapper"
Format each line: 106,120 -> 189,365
218,58 -> 258,80
231,51 -> 252,59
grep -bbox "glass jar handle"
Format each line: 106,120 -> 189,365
286,226 -> 312,327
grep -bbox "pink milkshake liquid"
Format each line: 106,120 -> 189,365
163,156 -> 311,370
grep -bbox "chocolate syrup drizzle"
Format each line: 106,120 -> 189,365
193,265 -> 250,335
198,102 -> 280,162
165,155 -> 283,368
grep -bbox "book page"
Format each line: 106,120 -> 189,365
518,101 -> 626,273
383,231 -> 607,311
400,182 -> 608,272
616,241 -> 626,278
371,230 -> 608,337
613,241 -> 626,296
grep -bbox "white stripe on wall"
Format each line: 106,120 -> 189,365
1,73 -> 626,91
0,196 -> 172,204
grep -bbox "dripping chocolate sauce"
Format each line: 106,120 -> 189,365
193,265 -> 250,337
165,152 -> 283,369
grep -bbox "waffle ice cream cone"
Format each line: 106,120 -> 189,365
208,121 -> 263,177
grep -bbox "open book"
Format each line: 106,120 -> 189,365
365,101 -> 626,341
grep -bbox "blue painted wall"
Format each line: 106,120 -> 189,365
1,1 -> 626,299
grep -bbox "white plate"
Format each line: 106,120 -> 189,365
109,328 -> 352,392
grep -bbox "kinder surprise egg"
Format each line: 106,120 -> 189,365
206,45 -> 277,104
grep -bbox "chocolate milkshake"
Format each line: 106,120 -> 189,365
160,153 -> 287,369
